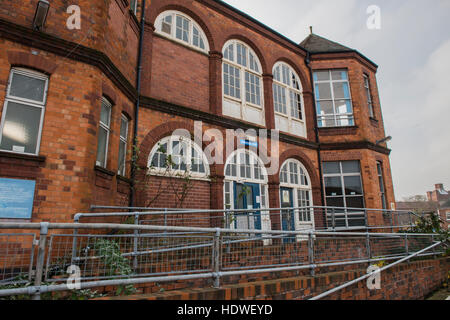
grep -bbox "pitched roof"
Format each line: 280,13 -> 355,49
300,33 -> 354,53
440,199 -> 450,209
395,201 -> 439,212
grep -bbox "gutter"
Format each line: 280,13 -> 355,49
130,0 -> 147,208
305,52 -> 325,206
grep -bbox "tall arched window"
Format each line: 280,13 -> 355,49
222,40 -> 264,126
273,62 -> 306,138
148,135 -> 210,179
224,150 -> 270,231
154,11 -> 209,53
279,159 -> 314,229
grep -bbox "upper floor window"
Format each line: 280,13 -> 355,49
363,74 -> 374,118
314,70 -> 354,127
148,135 -> 210,179
0,68 -> 48,155
155,11 -> 209,53
222,40 -> 264,125
377,162 -> 387,210
118,114 -> 129,176
273,62 -> 306,137
96,97 -> 112,168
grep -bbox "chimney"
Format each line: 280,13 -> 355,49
435,183 -> 444,191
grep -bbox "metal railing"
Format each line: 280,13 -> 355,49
0,221 -> 444,300
80,206 -> 420,233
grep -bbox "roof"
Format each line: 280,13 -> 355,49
440,199 -> 450,209
395,201 -> 439,212
211,0 -> 378,68
300,33 -> 353,53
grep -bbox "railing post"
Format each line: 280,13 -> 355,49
390,211 -> 394,233
212,229 -> 221,288
33,222 -> 49,300
366,233 -> 371,264
331,208 -> 336,231
404,234 -> 409,256
133,213 -> 139,271
308,231 -> 315,277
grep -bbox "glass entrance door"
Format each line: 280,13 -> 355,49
234,182 -> 261,230
280,187 -> 295,243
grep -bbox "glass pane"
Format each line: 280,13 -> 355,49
314,71 -> 330,81
345,196 -> 364,208
316,83 -> 332,100
343,176 -> 363,195
326,197 -> 345,208
0,102 -> 42,154
120,117 -> 128,139
323,162 -> 340,174
333,82 -> 350,99
10,72 -> 46,102
342,161 -> 360,173
100,100 -> 111,126
118,140 -> 126,175
331,70 -> 347,80
335,100 -> 352,114
96,126 -> 108,167
324,177 -> 343,196
316,100 -> 333,116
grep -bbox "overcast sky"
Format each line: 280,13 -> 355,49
223,0 -> 450,200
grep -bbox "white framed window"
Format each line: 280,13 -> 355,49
148,135 -> 210,179
363,74 -> 374,118
323,161 -> 366,228
118,114 -> 129,176
222,40 -> 265,125
314,69 -> 354,127
0,68 -> 49,155
273,62 -> 306,137
96,97 -> 112,168
154,11 -> 209,53
377,161 -> 387,210
280,159 -> 313,224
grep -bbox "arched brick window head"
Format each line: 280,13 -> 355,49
154,10 -> 210,53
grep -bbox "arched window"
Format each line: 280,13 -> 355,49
272,62 -> 306,138
224,150 -> 270,231
148,135 -> 209,179
154,11 -> 209,53
279,159 -> 314,225
222,40 -> 265,126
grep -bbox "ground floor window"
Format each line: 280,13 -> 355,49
323,161 -> 366,228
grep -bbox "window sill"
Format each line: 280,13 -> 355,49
318,126 -> 358,136
0,150 -> 46,163
94,165 -> 116,177
117,175 -> 132,184
369,117 -> 379,127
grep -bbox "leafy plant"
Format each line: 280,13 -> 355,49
93,239 -> 137,296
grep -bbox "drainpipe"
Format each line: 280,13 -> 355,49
305,52 -> 325,206
130,0 -> 147,208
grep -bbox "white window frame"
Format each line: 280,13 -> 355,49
154,10 -> 209,53
147,135 -> 210,180
377,161 -> 387,210
273,62 -> 306,136
314,69 -> 354,128
279,159 -> 314,227
222,40 -> 265,119
96,97 -> 112,168
0,68 -> 49,156
363,74 -> 375,118
323,161 -> 366,229
118,114 -> 129,176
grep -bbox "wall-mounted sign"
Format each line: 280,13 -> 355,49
0,178 -> 36,219
239,139 -> 258,148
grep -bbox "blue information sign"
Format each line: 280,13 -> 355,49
0,178 -> 36,219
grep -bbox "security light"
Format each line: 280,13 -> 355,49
376,136 -> 392,145
33,0 -> 50,31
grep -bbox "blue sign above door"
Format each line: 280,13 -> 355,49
0,178 -> 36,219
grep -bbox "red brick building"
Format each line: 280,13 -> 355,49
0,0 -> 395,231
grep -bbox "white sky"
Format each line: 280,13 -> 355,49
222,0 -> 450,200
